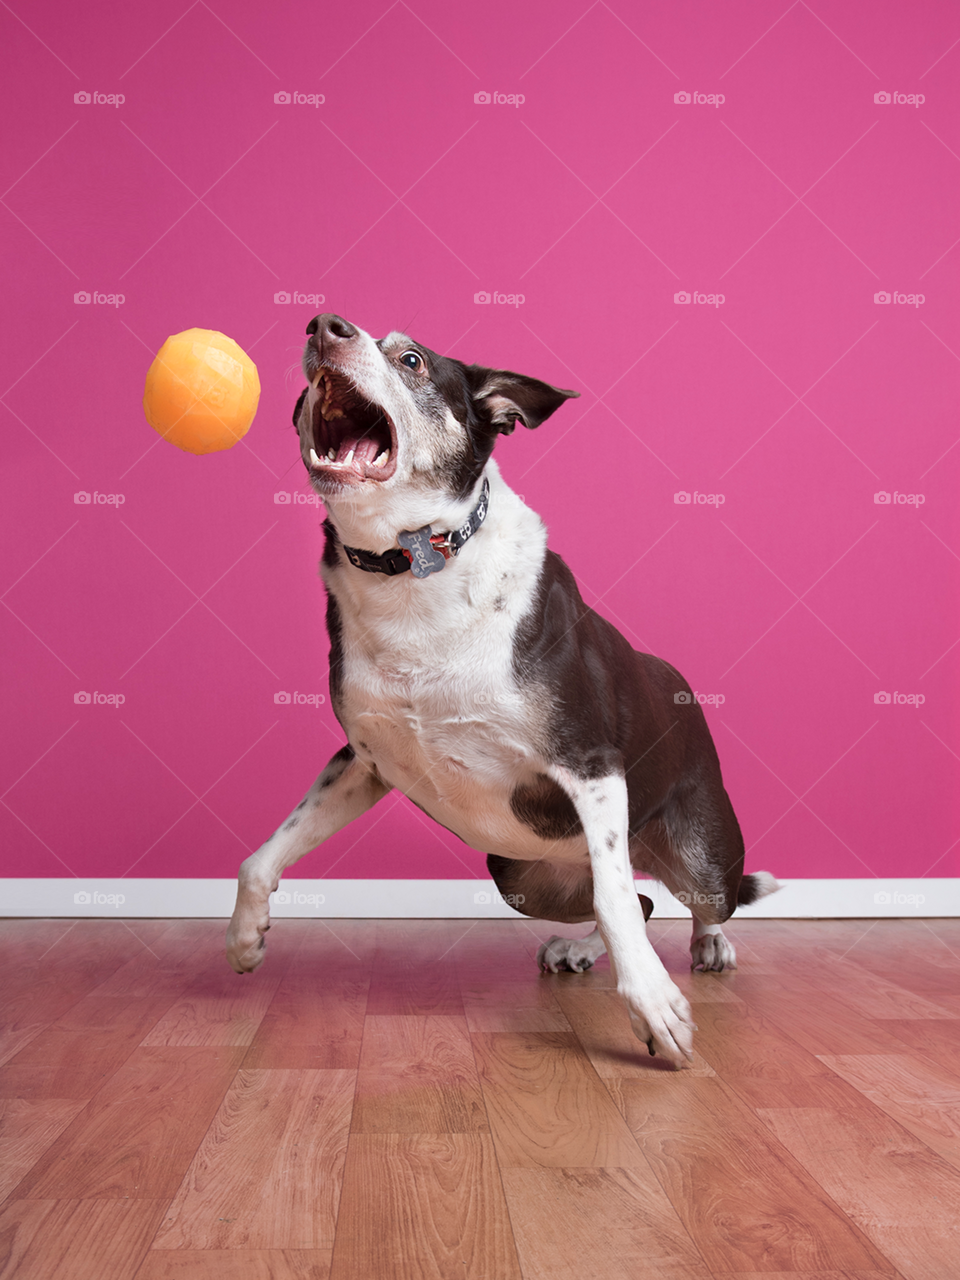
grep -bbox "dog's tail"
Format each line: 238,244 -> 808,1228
737,870 -> 783,906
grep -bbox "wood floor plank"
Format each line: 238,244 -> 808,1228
88,921 -> 226,999
758,1104 -> 960,1280
728,975 -> 911,1057
876,1018 -> 960,1076
500,1166 -> 711,1279
353,1016 -> 486,1133
819,1052 -> 960,1174
471,1031 -> 646,1167
242,978 -> 369,1069
140,966 -> 284,1047
13,1046 -> 245,1200
618,1076 -> 894,1273
154,1069 -> 354,1250
0,996 -> 174,1100
687,1000 -> 838,1082
330,1133 -> 522,1280
0,1098 -> 86,1203
365,923 -> 466,1016
137,1251 -> 332,1279
0,1197 -> 167,1280
459,976 -> 571,1033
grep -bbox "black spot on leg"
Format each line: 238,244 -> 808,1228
283,815 -> 300,831
605,831 -> 617,850
493,595 -> 505,612
295,799 -> 308,811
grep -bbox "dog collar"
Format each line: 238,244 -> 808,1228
343,478 -> 490,579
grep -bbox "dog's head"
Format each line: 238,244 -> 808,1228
293,315 -> 578,510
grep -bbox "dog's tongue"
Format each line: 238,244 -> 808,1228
336,436 -> 380,466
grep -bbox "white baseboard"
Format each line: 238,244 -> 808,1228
1,878 -> 956,918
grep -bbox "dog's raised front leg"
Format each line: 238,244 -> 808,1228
550,765 -> 695,1066
226,745 -> 390,974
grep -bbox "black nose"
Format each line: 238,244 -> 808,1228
306,313 -> 358,342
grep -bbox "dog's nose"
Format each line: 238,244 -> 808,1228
306,313 -> 358,342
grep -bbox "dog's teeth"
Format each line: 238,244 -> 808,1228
326,405 -> 344,419
327,448 -> 336,461
311,371 -> 323,389
344,449 -> 355,466
373,450 -> 388,468
309,447 -> 321,467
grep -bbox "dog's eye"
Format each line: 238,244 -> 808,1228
399,351 -> 423,371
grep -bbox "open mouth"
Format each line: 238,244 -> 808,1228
304,369 -> 397,485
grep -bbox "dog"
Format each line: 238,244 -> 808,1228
226,313 -> 780,1065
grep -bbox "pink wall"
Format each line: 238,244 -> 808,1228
2,1 -> 958,887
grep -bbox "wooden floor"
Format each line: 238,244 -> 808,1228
1,917 -> 959,1279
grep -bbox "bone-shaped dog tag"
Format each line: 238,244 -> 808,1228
397,526 -> 447,578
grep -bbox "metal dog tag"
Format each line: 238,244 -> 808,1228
397,526 -> 447,578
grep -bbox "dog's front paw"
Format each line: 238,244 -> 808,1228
622,976 -> 696,1067
691,931 -> 737,972
537,933 -> 605,973
225,913 -> 270,974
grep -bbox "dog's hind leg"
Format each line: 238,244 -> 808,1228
226,745 -> 390,974
485,854 -> 654,973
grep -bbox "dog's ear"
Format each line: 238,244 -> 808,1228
293,387 -> 308,427
471,367 -> 579,435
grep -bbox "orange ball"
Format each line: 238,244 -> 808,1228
143,328 -> 260,454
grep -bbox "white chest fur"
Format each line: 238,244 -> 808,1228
324,464 -> 584,861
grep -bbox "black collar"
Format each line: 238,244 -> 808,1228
343,478 -> 490,579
